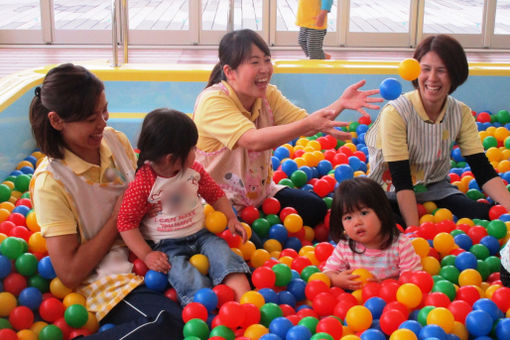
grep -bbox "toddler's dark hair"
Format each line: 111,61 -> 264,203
136,109 -> 198,170
330,177 -> 399,253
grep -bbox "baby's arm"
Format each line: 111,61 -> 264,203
213,196 -> 247,243
120,229 -> 170,273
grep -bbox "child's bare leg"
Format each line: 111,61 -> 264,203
223,273 -> 251,301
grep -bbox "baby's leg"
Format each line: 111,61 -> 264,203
298,27 -> 309,57
223,273 -> 251,301
307,28 -> 327,59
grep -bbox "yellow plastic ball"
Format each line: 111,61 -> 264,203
278,255 -> 293,267
189,254 -> 209,275
283,213 -> 303,233
498,159 -> 510,173
345,305 -> 373,332
296,138 -> 309,147
239,241 -> 256,260
426,307 -> 455,333
433,232 -> 455,254
263,239 -> 282,253
303,226 -> 314,242
307,140 -> 321,151
458,268 -> 482,287
240,290 -> 265,308
0,208 -> 9,223
423,201 -> 438,214
303,152 -> 319,167
63,292 -> 87,308
484,284 -> 502,299
25,211 -> 40,232
411,237 -> 430,258
32,151 -> 45,159
83,311 -> 99,333
231,247 -> 243,258
419,214 -> 435,224
11,190 -> 22,199
17,160 -> 34,170
17,329 -> 37,340
398,58 -> 421,81
304,251 -> 319,266
298,245 -> 315,256
434,208 -> 453,222
294,157 -> 306,167
0,292 -> 17,316
396,283 -> 423,309
203,204 -> 214,217
495,127 -> 510,141
241,222 -> 252,240
0,233 -> 7,244
270,251 -> 281,259
422,256 -> 440,275
50,277 -> 72,299
244,323 -> 269,340
28,231 -> 47,253
1,181 -> 13,190
452,180 -> 468,193
351,268 -> 375,285
457,218 -> 474,226
486,126 -> 497,136
0,201 -> 14,212
451,321 -> 468,340
205,211 -> 227,234
30,321 -> 48,336
250,248 -> 271,268
351,289 -> 363,304
312,150 -> 325,162
390,328 -> 418,340
344,142 -> 357,152
308,272 -> 331,287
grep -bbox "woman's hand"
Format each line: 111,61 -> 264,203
327,269 -> 362,291
144,251 -> 171,273
305,109 -> 353,140
335,80 -> 383,117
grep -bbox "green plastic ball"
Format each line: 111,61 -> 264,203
477,259 -> 490,281
272,263 -> 292,287
0,318 -> 12,329
300,265 -> 321,281
432,279 -> 456,301
323,197 -> 333,209
441,254 -> 457,267
482,136 -> 498,150
252,218 -> 271,239
298,316 -> 319,333
0,237 -> 24,260
439,265 -> 459,284
0,184 -> 11,202
183,319 -> 209,340
28,274 -> 50,293
470,244 -> 490,260
311,333 -> 334,340
487,220 -> 507,239
497,109 -> 510,124
64,304 -> 89,328
290,170 -> 308,187
38,325 -> 63,340
265,214 -> 281,226
466,188 -> 485,200
278,178 -> 295,188
259,302 -> 283,327
15,252 -> 38,276
417,305 -> 435,326
209,325 -> 234,340
484,256 -> 501,273
348,121 -> 360,132
450,230 -> 465,237
413,184 -> 427,193
14,174 -> 31,193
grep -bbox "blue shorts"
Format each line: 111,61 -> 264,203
153,229 -> 251,305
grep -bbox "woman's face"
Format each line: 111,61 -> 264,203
417,51 -> 451,108
226,44 -> 273,110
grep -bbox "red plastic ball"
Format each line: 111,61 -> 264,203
9,226 -> 31,242
286,314 -> 300,325
323,149 -> 337,163
279,207 -> 298,222
218,229 -> 241,248
280,304 -> 295,316
239,206 -> 260,225
219,301 -> 245,329
305,280 -> 329,301
382,301 -> 409,318
314,242 -> 334,262
182,302 -> 208,323
361,282 -> 381,302
448,299 -> 472,323
333,298 -> 356,320
312,292 -> 336,317
436,220 -> 456,234
409,271 -> 434,294
321,175 -> 337,192
491,286 -> 510,312
0,221 -> 15,235
164,288 -> 178,302
423,292 -> 450,308
455,286 -> 481,306
332,153 -> 348,166
417,222 -> 438,240
240,303 -> 260,328
3,273 -> 27,296
477,111 -> 491,123
69,329 -> 92,338
313,179 -> 331,197
262,197 -> 281,215
273,170 -> 288,185
358,115 -> 371,125
488,272 -> 501,283
132,259 -> 148,276
489,204 -> 507,220
0,329 -> 17,340
297,307 -> 319,319
316,316 -> 343,340
53,316 -> 72,339
379,279 -> 400,303
251,266 -> 276,289
379,309 -> 407,335
467,225 -> 488,244
290,256 -> 312,274
15,198 -> 32,209
212,284 -> 235,307
280,248 -> 298,258
8,213 -> 26,227
338,146 -> 354,157
417,204 -> 427,217
39,297 -> 65,322
8,305 -> 34,330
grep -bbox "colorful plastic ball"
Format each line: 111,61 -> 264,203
37,325 -> 63,340
8,305 -> 34,331
37,256 -> 56,280
64,304 -> 88,328
240,290 -> 264,309
418,324 -> 446,340
398,58 -> 421,81
465,310 -> 493,336
396,283 -> 422,309
495,317 -> 510,340
240,206 -> 260,225
144,270 -> 168,292
260,303 -> 283,327
3,272 -> 27,296
39,297 -> 65,323
453,233 -> 472,251
345,305 -> 373,332
205,211 -> 227,234
262,197 -> 281,216
379,78 -> 402,100
315,316 -> 343,340
454,251 -> 478,271
15,252 -> 38,277
49,277 -> 71,299
244,323 -> 269,339
18,287 -> 42,310
432,232 -> 455,254
439,265 -> 460,284
252,266 -> 276,289
183,318 -> 209,340
285,325 -> 312,340
189,254 -> 209,275
380,309 -> 407,335
0,184 -> 11,202
334,164 -> 354,183
487,219 -> 507,239
0,237 -> 24,259
426,307 -> 454,333
193,287 -> 217,312
388,328 -> 417,340
0,254 -> 12,279
28,231 -> 46,253
473,298 -> 501,321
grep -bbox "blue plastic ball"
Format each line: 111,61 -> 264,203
453,233 -> 473,251
451,148 -> 465,162
98,323 -> 116,332
360,329 -> 385,340
334,164 -> 354,183
285,325 -> 311,340
269,316 -> 293,339
259,288 -> 279,304
12,205 -> 30,217
260,334 -> 282,340
348,156 -> 362,171
18,286 -> 43,310
37,256 -> 56,280
299,166 -> 313,181
472,298 -> 502,321
287,278 -> 306,301
281,159 -> 298,177
278,290 -> 296,308
268,224 -> 288,244
19,166 -> 34,175
0,254 -> 12,279
465,310 -> 493,337
193,287 -> 218,312
144,270 -> 168,292
419,324 -> 447,340
454,251 -> 478,271
274,146 -> 290,161
271,156 -> 281,171
317,160 -> 333,177
495,318 -> 510,340
284,237 -> 302,252
399,320 -> 422,336
364,297 -> 386,319
479,235 -> 500,256
379,78 -> 402,100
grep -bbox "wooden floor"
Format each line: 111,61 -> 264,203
1,45 -> 510,79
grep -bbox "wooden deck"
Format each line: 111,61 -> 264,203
1,0 -> 508,34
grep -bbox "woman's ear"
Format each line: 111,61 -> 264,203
223,64 -> 234,81
48,111 -> 64,131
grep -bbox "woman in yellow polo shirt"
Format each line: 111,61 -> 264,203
29,63 -> 183,338
194,29 -> 381,229
366,35 -> 510,228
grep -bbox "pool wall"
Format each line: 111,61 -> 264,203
0,61 -> 509,181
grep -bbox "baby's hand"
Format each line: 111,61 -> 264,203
144,251 -> 171,274
228,217 -> 247,244
331,269 -> 362,291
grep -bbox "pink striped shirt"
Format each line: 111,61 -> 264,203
323,234 -> 422,280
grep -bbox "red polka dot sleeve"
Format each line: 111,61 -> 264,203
117,164 -> 156,231
192,161 -> 225,204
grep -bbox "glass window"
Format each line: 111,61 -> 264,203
423,0 -> 483,34
349,0 -> 410,33
129,0 -> 189,30
54,1 -> 111,30
0,0 -> 40,30
495,0 -> 510,35
234,0 -> 263,31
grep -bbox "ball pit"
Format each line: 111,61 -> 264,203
2,111 -> 510,339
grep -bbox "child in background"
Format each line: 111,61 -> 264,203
296,0 -> 333,59
500,242 -> 510,287
323,177 -> 422,291
117,109 -> 251,305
